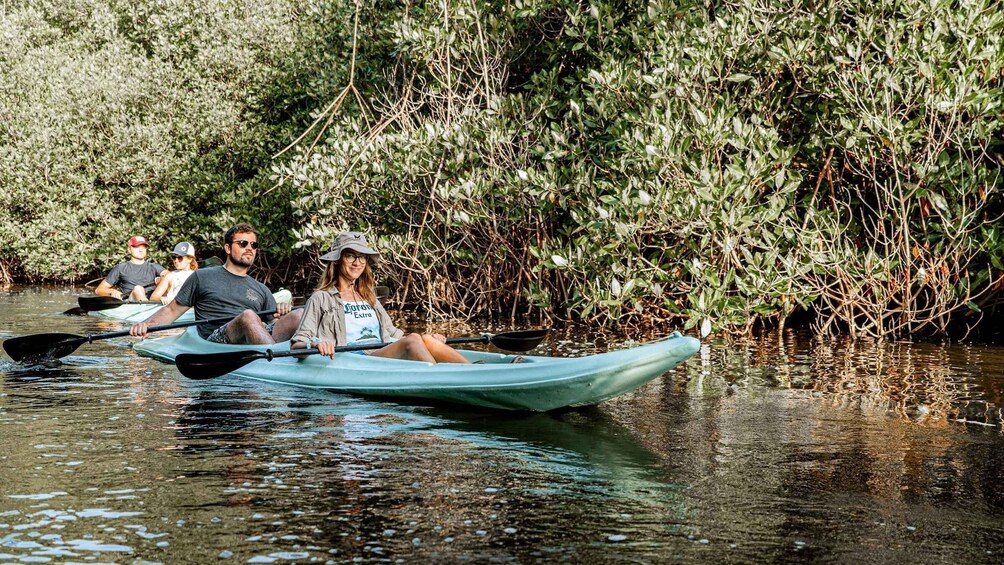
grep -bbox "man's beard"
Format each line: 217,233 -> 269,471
231,253 -> 255,268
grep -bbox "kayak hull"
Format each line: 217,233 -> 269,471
134,327 -> 700,411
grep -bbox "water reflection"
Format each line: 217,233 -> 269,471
676,331 -> 1004,429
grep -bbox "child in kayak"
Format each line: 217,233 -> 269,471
150,241 -> 198,304
291,231 -> 470,363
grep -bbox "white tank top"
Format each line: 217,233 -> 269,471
164,270 -> 195,302
343,300 -> 381,343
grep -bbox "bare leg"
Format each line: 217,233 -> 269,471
225,309 -> 275,345
421,334 -> 470,364
369,333 -> 436,363
269,309 -> 303,342
129,286 -> 148,302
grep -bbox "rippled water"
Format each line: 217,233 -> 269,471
1,286 -> 1002,563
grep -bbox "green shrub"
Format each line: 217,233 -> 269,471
280,0 -> 1001,337
0,0 -> 320,282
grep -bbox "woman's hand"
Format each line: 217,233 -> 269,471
317,340 -> 337,359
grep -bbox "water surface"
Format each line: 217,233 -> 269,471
1,287 -> 1002,562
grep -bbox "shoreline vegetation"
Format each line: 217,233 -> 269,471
1,0 -> 1002,339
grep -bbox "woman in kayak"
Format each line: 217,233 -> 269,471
291,231 -> 471,363
150,242 -> 198,304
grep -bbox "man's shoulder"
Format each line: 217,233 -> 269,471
105,261 -> 130,278
193,266 -> 226,279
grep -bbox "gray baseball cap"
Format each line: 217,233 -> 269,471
171,241 -> 196,257
319,232 -> 380,263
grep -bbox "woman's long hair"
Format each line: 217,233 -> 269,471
174,255 -> 198,272
317,259 -> 376,307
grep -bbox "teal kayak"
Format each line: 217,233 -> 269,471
91,290 -> 293,323
133,327 -> 700,411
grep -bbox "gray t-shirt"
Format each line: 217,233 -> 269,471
174,266 -> 277,339
104,261 -> 166,297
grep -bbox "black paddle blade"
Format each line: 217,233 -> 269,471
77,296 -> 125,312
3,333 -> 86,364
176,350 -> 269,380
489,329 -> 549,352
63,307 -> 88,316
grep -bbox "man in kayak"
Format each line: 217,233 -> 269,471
95,235 -> 167,302
129,223 -> 302,344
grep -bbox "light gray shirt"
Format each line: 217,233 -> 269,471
291,289 -> 403,346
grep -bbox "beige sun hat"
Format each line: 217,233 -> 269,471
319,232 -> 380,263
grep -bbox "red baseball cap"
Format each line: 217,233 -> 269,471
128,236 -> 148,247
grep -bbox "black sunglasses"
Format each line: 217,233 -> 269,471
231,240 -> 259,250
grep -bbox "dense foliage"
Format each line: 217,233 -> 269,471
2,0 -> 1002,338
0,0 -> 335,286
279,0 -> 1004,337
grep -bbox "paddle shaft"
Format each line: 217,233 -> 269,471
174,329 -> 548,380
259,335 -> 492,360
92,311 -> 282,343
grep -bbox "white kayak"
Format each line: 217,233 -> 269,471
91,290 -> 293,323
133,327 -> 701,411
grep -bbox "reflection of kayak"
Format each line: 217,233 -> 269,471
92,290 -> 293,323
133,327 -> 700,411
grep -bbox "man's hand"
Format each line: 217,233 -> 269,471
317,340 -> 336,359
128,300 -> 188,339
130,322 -> 150,338
430,333 -> 447,343
274,303 -> 292,318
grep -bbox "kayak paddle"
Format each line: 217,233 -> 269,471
3,308 -> 283,365
176,329 -> 550,381
74,295 -> 156,313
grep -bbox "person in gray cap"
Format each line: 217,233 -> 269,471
150,241 -> 198,304
95,235 -> 167,301
291,231 -> 474,363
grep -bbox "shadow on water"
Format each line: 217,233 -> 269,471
0,357 -> 119,411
